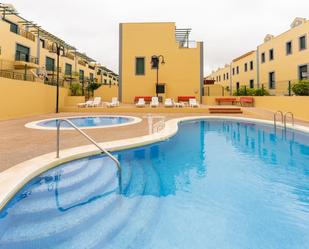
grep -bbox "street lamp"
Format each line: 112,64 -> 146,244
51,42 -> 65,113
151,55 -> 165,97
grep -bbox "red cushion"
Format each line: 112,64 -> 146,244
178,96 -> 195,102
240,97 -> 254,103
134,96 -> 152,102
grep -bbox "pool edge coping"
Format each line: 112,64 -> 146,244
1,115 -> 309,210
24,115 -> 142,130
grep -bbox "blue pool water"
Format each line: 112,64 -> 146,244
0,119 -> 308,249
37,116 -> 134,128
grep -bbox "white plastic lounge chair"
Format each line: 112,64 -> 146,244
150,97 -> 159,107
77,100 -> 93,108
164,98 -> 174,107
136,98 -> 146,107
89,97 -> 101,107
189,98 -> 200,107
106,97 -> 120,107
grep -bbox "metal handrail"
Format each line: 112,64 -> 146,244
284,112 -> 294,130
273,110 -> 283,130
56,118 -> 122,191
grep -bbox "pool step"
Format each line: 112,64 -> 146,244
9,158 -> 118,217
0,161 -> 133,248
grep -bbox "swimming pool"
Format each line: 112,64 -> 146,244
1,119 -> 308,249
25,115 -> 141,130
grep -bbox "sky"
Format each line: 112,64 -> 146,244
4,0 -> 309,75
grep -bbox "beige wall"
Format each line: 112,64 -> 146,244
202,96 -> 309,121
120,22 -> 203,104
258,20 -> 309,95
64,96 -> 85,107
203,85 -> 229,96
206,18 -> 309,96
0,77 -> 68,120
94,84 -> 118,101
231,51 -> 257,91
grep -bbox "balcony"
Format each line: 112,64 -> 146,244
64,53 -> 75,60
46,67 -> 62,75
78,60 -> 86,66
19,29 -> 36,42
14,51 -> 39,69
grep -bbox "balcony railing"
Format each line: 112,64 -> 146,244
78,60 -> 86,66
15,51 -> 39,65
64,53 -> 75,60
88,65 -> 96,70
19,29 -> 36,42
0,69 -> 35,82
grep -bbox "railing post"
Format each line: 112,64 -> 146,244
56,120 -> 60,158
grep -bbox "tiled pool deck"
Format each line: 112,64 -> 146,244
1,107 -> 308,172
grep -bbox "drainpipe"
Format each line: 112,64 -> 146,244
229,63 -> 233,96
256,46 -> 260,88
36,28 -> 40,74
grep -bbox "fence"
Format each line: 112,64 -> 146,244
235,79 -> 306,96
0,69 -> 35,82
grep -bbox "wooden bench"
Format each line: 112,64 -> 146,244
215,97 -> 237,105
209,107 -> 242,114
178,96 -> 196,102
134,96 -> 152,103
239,97 -> 254,107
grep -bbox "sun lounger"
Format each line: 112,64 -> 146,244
106,97 -> 120,107
136,98 -> 146,107
150,97 -> 159,107
77,100 -> 93,108
189,98 -> 200,107
164,98 -> 174,107
89,97 -> 101,107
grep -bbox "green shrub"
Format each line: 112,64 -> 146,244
87,83 -> 102,97
233,86 -> 269,96
70,83 -> 83,96
292,81 -> 309,96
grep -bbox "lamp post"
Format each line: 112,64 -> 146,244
51,42 -> 65,113
151,55 -> 165,97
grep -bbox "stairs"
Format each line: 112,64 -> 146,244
209,107 -> 243,114
0,155 -> 162,249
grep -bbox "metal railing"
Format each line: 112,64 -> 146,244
15,51 -> 39,64
284,112 -> 294,130
56,118 -> 122,191
274,110 -> 295,133
0,69 -> 35,82
273,110 -> 283,130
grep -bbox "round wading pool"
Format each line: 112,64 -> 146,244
25,115 -> 141,130
1,119 -> 309,249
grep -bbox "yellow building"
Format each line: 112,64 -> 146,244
207,17 -> 309,95
119,22 -> 203,103
96,66 -> 119,86
0,3 -> 115,96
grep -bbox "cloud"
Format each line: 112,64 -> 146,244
5,0 -> 309,75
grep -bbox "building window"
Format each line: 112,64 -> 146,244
104,79 -> 107,84
16,44 -> 30,62
10,22 -> 18,34
236,66 -> 239,74
261,53 -> 265,63
45,57 -> 55,71
244,63 -> 248,72
232,68 -> 235,75
249,79 -> 254,88
223,74 -> 226,80
299,35 -> 307,50
236,82 -> 240,90
40,39 -> 46,49
250,61 -> 253,70
269,49 -> 274,61
65,63 -> 72,76
227,73 -> 229,80
286,41 -> 292,55
219,76 -> 221,81
268,72 -> 275,89
135,57 -> 145,75
79,69 -> 84,83
299,65 -> 308,80
90,73 -> 94,81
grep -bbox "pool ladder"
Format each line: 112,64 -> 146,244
274,111 -> 294,131
55,118 -> 122,191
